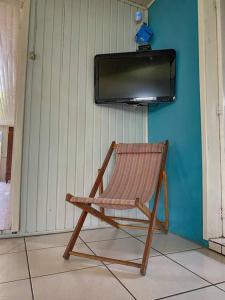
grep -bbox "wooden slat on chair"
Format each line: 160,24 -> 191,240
69,251 -> 142,268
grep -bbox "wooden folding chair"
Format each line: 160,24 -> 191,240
63,141 -> 169,275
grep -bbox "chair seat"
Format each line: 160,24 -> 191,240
66,193 -> 136,209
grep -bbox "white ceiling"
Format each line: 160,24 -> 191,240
127,0 -> 155,9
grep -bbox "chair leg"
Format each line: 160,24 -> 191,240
163,171 -> 169,232
140,178 -> 162,275
63,210 -> 87,259
140,211 -> 156,276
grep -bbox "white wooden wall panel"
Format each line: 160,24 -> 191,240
21,0 -> 147,234
0,1 -> 19,126
198,0 -> 223,238
0,126 -> 8,181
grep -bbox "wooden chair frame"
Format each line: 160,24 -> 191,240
63,140 -> 169,276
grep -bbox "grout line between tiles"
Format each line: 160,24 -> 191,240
163,252 -> 225,290
146,248 -> 212,284
73,231 -> 225,295
2,228 -> 225,299
0,249 -> 26,256
165,247 -> 203,255
214,283 -> 225,293
1,234 -> 156,283
25,235 -> 141,253
128,232 -> 224,290
103,263 -> 138,300
214,279 -> 225,286
28,256 -> 164,282
131,232 -> 221,285
23,231 -> 145,253
29,264 -> 104,280
154,284 -> 213,300
0,277 -> 30,286
24,237 -> 34,300
81,236 -> 217,300
79,235 -> 137,300
154,247 -> 203,256
124,230 -> 203,255
0,235 -> 142,256
91,229 -> 225,299
25,241 -> 83,253
85,235 -> 145,245
157,282 -> 225,299
27,235 -> 139,280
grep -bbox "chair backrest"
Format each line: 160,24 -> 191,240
100,142 -> 166,204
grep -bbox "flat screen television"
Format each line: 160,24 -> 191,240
94,49 -> 176,105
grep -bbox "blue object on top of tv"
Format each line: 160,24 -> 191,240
135,23 -> 153,45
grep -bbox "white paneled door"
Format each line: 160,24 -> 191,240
21,0 -> 147,234
199,0 -> 225,239
216,0 -> 225,236
0,0 -> 30,233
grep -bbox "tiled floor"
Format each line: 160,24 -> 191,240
0,228 -> 225,300
0,182 -> 11,230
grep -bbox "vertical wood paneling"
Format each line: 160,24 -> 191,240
75,0 -> 89,227
46,0 -> 63,231
0,126 -> 9,181
65,0 -> 81,229
21,0 -> 147,234
26,0 -> 46,232
91,0 -> 104,227
56,0 -> 71,230
20,0 -> 36,233
37,0 -> 54,232
84,0 -> 97,227
101,0 -> 111,221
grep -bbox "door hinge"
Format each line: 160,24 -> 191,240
20,1 -> 24,9
221,207 -> 225,219
29,51 -> 36,61
216,104 -> 224,116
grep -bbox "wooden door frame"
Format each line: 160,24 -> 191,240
198,0 -> 224,239
10,0 -> 30,232
216,0 -> 225,236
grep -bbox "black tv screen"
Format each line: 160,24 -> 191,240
94,49 -> 176,104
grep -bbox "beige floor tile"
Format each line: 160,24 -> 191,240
80,227 -> 130,242
165,286 -> 225,300
138,232 -> 200,254
0,279 -> 32,300
0,237 -> 25,255
168,248 -> 225,284
25,232 -> 82,251
28,243 -> 102,277
108,255 -> 208,300
0,252 -> 29,283
87,237 -> 160,261
32,266 -> 133,300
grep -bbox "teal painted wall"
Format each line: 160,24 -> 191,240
148,0 -> 205,245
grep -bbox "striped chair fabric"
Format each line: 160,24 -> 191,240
68,143 -> 164,210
